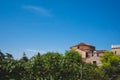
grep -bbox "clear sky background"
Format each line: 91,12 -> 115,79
0,0 -> 120,59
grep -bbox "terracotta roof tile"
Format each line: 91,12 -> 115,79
72,42 -> 95,48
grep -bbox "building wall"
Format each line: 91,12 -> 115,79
71,46 -> 78,50
79,45 -> 95,53
112,48 -> 120,56
71,43 -> 120,66
86,54 -> 102,66
71,45 -> 95,58
111,45 -> 120,56
97,53 -> 104,57
75,49 -> 86,58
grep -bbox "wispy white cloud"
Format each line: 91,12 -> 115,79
22,5 -> 52,17
26,49 -> 47,54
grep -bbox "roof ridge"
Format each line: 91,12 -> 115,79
72,42 -> 95,48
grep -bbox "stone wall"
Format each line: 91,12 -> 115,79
112,48 -> 120,56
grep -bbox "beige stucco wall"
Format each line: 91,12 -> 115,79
79,45 -> 95,53
75,49 -> 86,58
112,48 -> 120,56
86,54 -> 102,66
71,46 -> 78,50
98,53 -> 104,57
71,45 -> 95,58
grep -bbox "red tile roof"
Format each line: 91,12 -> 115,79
72,42 -> 95,48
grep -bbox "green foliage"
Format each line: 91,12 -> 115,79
64,50 -> 82,63
41,52 -> 63,79
60,50 -> 82,80
82,63 -> 108,80
0,50 -> 116,80
101,52 -> 120,67
101,52 -> 120,79
0,51 -> 5,60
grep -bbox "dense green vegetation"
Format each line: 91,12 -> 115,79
0,50 -> 120,80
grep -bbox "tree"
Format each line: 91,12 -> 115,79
0,54 -> 9,79
6,53 -> 13,59
60,50 -> 82,80
0,52 -> 12,79
62,50 -> 108,80
101,52 -> 120,79
20,52 -> 28,62
6,52 -> 28,80
0,51 -> 5,60
25,52 -> 43,80
82,63 -> 108,80
41,52 -> 63,80
0,50 -> 115,80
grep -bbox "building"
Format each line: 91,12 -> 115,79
95,50 -> 108,57
86,50 -> 108,66
112,45 -> 120,56
70,42 -> 95,59
70,42 -> 107,66
70,42 -> 120,66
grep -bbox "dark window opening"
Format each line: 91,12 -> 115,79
77,46 -> 79,49
115,51 -> 116,54
93,61 -> 96,64
97,53 -> 99,57
92,52 -> 94,56
86,52 -> 89,58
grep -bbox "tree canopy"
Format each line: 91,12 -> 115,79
1,50 -> 120,80
101,52 -> 120,80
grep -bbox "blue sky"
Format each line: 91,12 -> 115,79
0,0 -> 120,59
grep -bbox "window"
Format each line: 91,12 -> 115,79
92,52 -> 94,56
86,52 -> 89,58
97,53 -> 99,57
93,61 -> 96,64
115,51 -> 117,54
77,46 -> 80,49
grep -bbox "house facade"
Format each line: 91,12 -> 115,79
70,42 -> 107,66
70,43 -> 95,57
112,45 -> 120,56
